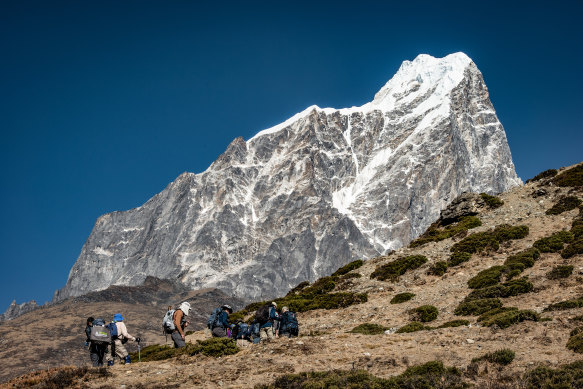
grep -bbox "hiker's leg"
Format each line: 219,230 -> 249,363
171,331 -> 186,348
90,350 -> 100,367
114,338 -> 128,360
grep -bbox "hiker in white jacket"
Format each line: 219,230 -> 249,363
112,313 -> 138,364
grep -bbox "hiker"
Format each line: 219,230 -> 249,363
278,306 -> 299,338
171,302 -> 191,348
259,302 -> 278,342
86,317 -> 112,367
210,304 -> 233,338
111,313 -> 139,364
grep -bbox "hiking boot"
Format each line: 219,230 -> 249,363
107,360 -> 114,366
124,355 -> 131,364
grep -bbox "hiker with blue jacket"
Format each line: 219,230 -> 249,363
211,305 -> 233,338
259,302 -> 278,342
278,306 -> 299,338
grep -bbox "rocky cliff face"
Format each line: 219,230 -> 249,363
0,300 -> 38,321
55,52 -> 521,302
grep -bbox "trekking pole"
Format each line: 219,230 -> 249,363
137,337 -> 141,362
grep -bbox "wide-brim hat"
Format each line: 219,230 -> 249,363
113,313 -> 124,322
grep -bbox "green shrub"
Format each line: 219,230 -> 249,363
546,265 -> 574,280
546,196 -> 582,215
571,327 -> 583,337
526,168 -> 557,183
396,321 -> 431,333
410,216 -> 482,248
332,259 -> 364,276
454,298 -> 503,316
256,361 -> 469,389
413,305 -> 439,322
467,266 -> 507,289
390,292 -> 415,304
525,361 -> 583,388
451,225 -> 529,254
465,278 -> 533,301
504,248 -> 540,268
437,320 -> 470,328
567,333 -> 583,353
349,323 -> 389,335
285,281 -> 310,296
428,261 -> 448,276
447,252 -> 472,267
473,349 -> 515,365
561,236 -> 583,258
544,296 -> 583,311
480,193 -> 504,208
552,164 -> 583,187
300,276 -> 337,298
477,307 -> 519,323
479,309 -> 540,328
187,338 -> 239,357
341,272 -> 362,279
534,230 -> 575,253
370,255 -> 427,282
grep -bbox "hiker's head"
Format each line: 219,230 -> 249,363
113,313 -> 124,322
282,306 -> 289,313
222,304 -> 233,314
179,302 -> 191,316
87,316 -> 95,326
271,302 -> 277,308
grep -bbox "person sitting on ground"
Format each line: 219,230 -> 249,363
171,302 -> 191,348
259,302 -> 278,342
278,306 -> 299,338
111,313 -> 138,364
211,305 -> 233,338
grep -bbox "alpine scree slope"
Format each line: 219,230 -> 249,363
54,52 -> 521,303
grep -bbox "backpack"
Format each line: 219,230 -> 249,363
255,304 -> 271,324
207,307 -> 222,329
236,323 -> 251,340
281,311 -> 299,336
106,322 -> 119,339
89,323 -> 111,345
162,309 -> 176,334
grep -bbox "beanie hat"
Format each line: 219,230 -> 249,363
179,302 -> 191,316
113,313 -> 124,322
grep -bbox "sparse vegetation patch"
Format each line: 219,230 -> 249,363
534,230 -> 574,252
472,348 -> 515,365
370,255 -> 427,282
567,332 -> 583,353
552,164 -> 583,187
332,259 -> 364,276
451,225 -> 529,254
437,320 -> 470,328
454,298 -> 503,316
479,309 -> 540,328
447,252 -> 472,267
561,236 -> 583,258
396,321 -> 431,333
390,292 -> 415,304
412,305 -> 439,322
526,168 -> 557,183
546,265 -> 574,279
480,192 -> 504,208
546,196 -> 582,215
428,261 -> 448,276
544,296 -> 583,312
410,216 -> 482,248
525,360 -> 583,388
464,278 -> 533,301
349,323 -> 389,335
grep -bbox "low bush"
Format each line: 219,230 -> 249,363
451,225 -> 529,254
349,323 -> 389,335
332,259 -> 364,276
480,193 -> 504,208
477,307 -> 518,323
390,292 -> 415,304
504,247 -> 540,268
546,265 -> 574,280
561,236 -> 583,258
525,360 -> 583,388
370,255 -> 427,282
285,281 -> 310,296
454,298 -> 503,316
428,261 -> 448,276
410,216 -> 482,248
256,361 -> 469,389
188,338 -> 239,357
544,296 -> 583,311
396,321 -> 431,333
437,320 -> 470,328
552,164 -> 583,187
546,196 -> 582,215
472,348 -> 515,365
567,332 -> 583,353
464,278 -> 533,301
571,327 -> 583,337
479,309 -> 540,328
413,305 -> 439,322
447,252 -> 472,267
467,266 -> 507,289
526,168 -> 557,183
129,344 -> 179,362
534,231 -> 574,252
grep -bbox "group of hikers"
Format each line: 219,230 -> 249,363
84,301 -> 299,366
84,314 -> 140,367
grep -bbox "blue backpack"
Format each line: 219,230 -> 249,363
207,307 -> 222,329
106,322 -> 119,339
281,311 -> 299,335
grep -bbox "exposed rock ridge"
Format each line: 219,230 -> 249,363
54,52 -> 521,303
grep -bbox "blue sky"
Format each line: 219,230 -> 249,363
1,1 -> 581,311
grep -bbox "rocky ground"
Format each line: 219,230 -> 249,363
1,164 -> 582,388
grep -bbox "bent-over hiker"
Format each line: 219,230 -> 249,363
278,306 -> 299,338
211,305 -> 233,338
259,302 -> 278,342
111,313 -> 137,364
171,302 -> 191,348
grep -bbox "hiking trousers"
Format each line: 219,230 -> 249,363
259,326 -> 274,341
113,338 -> 129,359
171,331 -> 186,348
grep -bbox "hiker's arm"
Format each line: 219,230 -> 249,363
174,310 -> 185,338
120,322 -> 136,341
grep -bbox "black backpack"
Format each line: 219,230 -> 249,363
255,304 -> 271,324
281,311 -> 299,336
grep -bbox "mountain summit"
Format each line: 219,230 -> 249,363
54,53 -> 521,302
